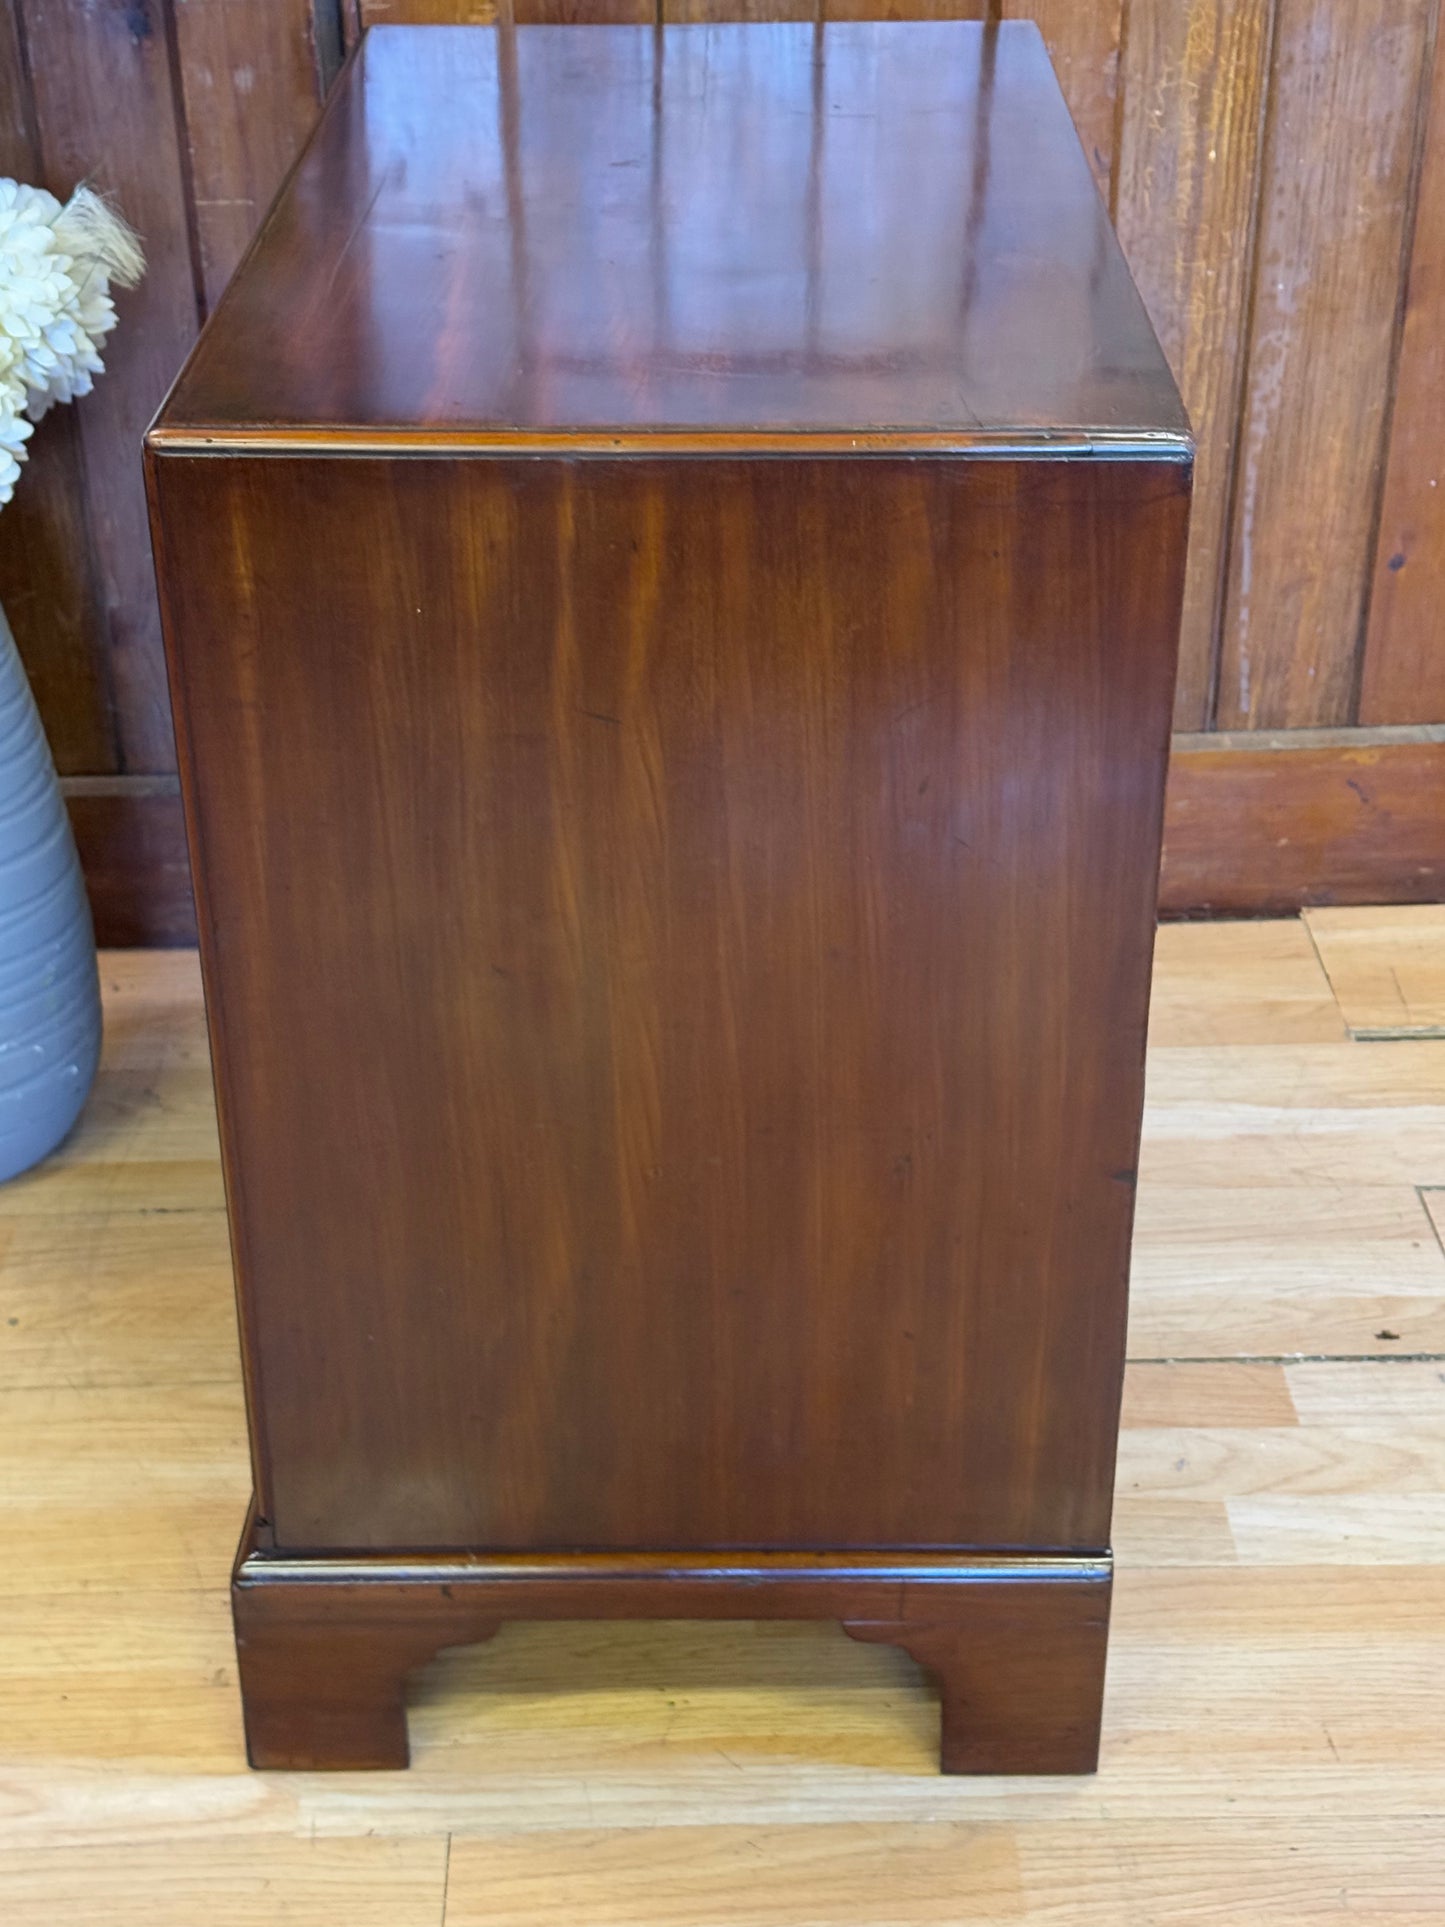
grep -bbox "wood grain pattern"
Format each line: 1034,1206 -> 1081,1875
6,931 -> 1445,1914
1119,1359 -> 1299,1428
0,410 -> 114,772
8,0 -> 1445,945
1130,1181 -> 1445,1359
0,4 -> 115,772
1216,0 -> 1434,728
450,1825 -> 1027,1927
1141,1045 -> 1445,1192
1148,915 -> 1346,1046
234,1556 -> 502,1769
1303,903 -> 1445,1036
59,725 -> 1445,936
158,24 -> 1187,443
62,780 -> 198,947
442,1818 -> 1445,1926
170,0 -> 326,308
998,0 -> 1121,198
1116,0 -> 1274,727
349,0 -> 498,45
144,24 -> 1189,1777
824,1 -> 985,22
415,0 -> 654,32
1160,729 -> 1445,912
17,0 -> 200,773
149,21 -> 1188,1585
514,0 -> 652,20
0,1842 -> 449,1927
664,0 -> 817,22
234,1536 -> 1108,1772
152,447 -> 1186,1555
0,1208 -> 231,1389
1360,13 -> 1445,723
842,1584 -> 1109,1774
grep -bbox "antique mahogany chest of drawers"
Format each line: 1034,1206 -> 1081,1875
147,20 -> 1190,1774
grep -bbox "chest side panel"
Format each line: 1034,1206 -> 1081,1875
152,451 -> 1187,1552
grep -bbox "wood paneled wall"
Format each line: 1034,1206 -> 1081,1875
2,0 -> 1444,936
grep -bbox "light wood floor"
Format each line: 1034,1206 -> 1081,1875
3,911 -> 1445,1923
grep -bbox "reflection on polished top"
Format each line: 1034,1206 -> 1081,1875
156,22 -> 1189,448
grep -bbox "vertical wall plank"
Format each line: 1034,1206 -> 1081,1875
999,0 -> 1122,198
351,0 -> 499,40
19,0 -> 201,772
0,411 -> 117,772
1116,0 -> 1274,730
515,0 -> 652,18
172,0 -> 327,308
666,0 -> 813,19
0,0 -> 117,771
825,4 -> 986,22
2,0 -> 1443,926
353,1 -> 652,29
1216,0 -> 1432,730
1359,12 -> 1445,724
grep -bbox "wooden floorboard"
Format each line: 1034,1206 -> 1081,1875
1304,905 -> 1445,1037
1,921 -> 1443,1922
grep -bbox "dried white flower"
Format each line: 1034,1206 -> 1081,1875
0,327 -> 33,502
0,180 -> 144,506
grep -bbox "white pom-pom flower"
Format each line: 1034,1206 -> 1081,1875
0,179 -> 143,505
0,326 -> 32,503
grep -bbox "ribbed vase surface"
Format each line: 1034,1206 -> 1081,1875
0,608 -> 101,1182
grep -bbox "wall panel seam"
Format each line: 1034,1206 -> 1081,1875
11,0 -> 123,765
1107,0 -> 1131,227
1207,0 -> 1281,731
1352,0 -> 1444,724
156,0 -> 208,331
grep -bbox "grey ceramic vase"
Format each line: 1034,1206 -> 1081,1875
0,606 -> 101,1181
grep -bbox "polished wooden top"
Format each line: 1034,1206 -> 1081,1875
154,22 -> 1188,450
